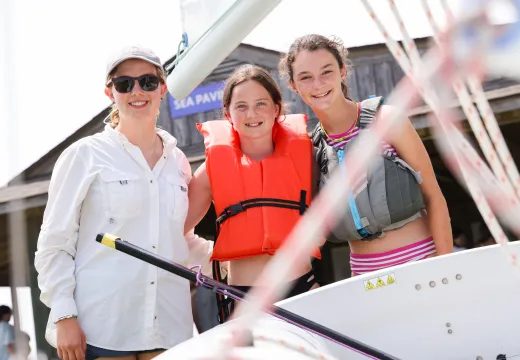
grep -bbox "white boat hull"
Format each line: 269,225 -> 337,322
158,243 -> 520,359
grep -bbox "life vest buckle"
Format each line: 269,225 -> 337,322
361,230 -> 383,241
226,203 -> 245,216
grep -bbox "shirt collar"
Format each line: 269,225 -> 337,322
104,124 -> 178,152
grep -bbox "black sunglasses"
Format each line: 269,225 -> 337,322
111,74 -> 161,93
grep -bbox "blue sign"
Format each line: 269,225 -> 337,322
168,81 -> 225,118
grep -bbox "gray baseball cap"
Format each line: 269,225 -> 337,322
105,45 -> 162,79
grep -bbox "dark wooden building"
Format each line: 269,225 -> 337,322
2,39 -> 520,358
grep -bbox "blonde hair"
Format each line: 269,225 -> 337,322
105,64 -> 166,128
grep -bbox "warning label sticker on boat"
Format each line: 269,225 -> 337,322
364,273 -> 396,291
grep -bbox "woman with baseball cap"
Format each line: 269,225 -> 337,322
35,45 -> 213,360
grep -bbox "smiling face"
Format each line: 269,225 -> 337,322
104,59 -> 166,125
226,80 -> 280,140
290,49 -> 346,112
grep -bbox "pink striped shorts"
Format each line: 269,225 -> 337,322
350,237 -> 436,276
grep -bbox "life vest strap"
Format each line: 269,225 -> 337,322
216,191 -> 308,225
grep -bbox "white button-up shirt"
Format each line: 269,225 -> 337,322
35,125 -> 213,351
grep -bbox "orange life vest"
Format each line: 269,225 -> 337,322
197,114 -> 322,262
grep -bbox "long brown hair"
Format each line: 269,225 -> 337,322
279,34 -> 353,98
222,64 -> 287,120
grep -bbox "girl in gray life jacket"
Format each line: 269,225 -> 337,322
278,34 -> 453,276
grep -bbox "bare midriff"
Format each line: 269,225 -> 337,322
349,215 -> 433,255
227,254 -> 313,286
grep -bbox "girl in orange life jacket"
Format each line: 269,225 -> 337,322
279,35 -> 453,276
184,64 -> 322,321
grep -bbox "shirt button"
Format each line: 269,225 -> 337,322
152,245 -> 156,249
154,315 -> 157,320
151,281 -> 155,285
150,180 -> 153,184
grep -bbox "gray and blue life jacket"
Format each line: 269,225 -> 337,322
311,96 -> 426,242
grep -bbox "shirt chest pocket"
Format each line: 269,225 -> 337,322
165,174 -> 189,223
99,170 -> 142,219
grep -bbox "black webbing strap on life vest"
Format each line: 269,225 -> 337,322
213,259 -> 230,324
212,215 -> 229,324
216,190 -> 308,226
213,190 -> 307,323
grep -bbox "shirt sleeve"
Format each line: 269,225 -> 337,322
1,324 -> 14,346
185,229 -> 213,276
34,143 -> 96,323
6,325 -> 14,345
178,149 -> 214,277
